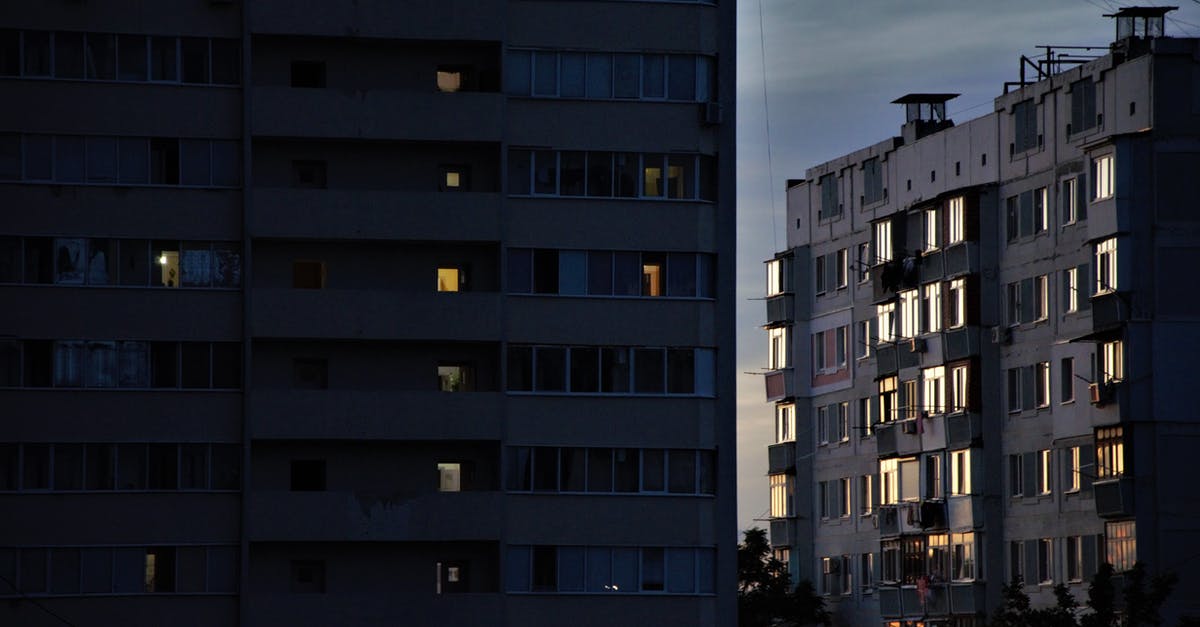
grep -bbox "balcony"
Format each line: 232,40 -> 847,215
949,581 -> 987,614
249,390 -> 502,441
506,296 -> 712,347
1094,476 -> 1135,518
769,517 -> 798,547
1091,291 -> 1130,333
943,241 -> 978,277
0,286 -> 241,340
248,0 -> 505,41
942,326 -> 980,362
252,88 -> 505,142
765,293 -> 794,325
1,390 -> 241,442
876,345 -> 899,377
767,442 -> 796,474
878,501 -> 946,537
246,593 -> 502,627
879,584 -> 949,619
250,289 -> 502,341
876,416 -> 943,458
764,369 -> 794,402
919,249 -> 944,283
251,189 -> 502,242
947,494 -> 985,531
247,490 -> 502,542
946,412 -> 982,448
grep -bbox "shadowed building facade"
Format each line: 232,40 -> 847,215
0,1 -> 736,625
762,8 -> 1200,626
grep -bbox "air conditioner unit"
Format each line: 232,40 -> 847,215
990,326 -> 1012,345
901,420 -> 918,434
700,102 -> 723,126
908,338 -> 926,353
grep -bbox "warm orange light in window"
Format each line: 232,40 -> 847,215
437,267 -> 460,292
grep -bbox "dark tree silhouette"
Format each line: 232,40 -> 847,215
737,528 -> 829,627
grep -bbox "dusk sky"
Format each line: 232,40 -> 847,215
732,0 -> 1200,532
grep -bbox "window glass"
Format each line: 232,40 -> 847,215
615,152 -> 639,197
667,154 -> 694,199
55,136 -> 85,182
23,31 -> 51,77
86,137 -> 118,183
0,237 -> 19,284
558,547 -> 585,591
504,51 -> 531,95
508,149 -> 531,195
24,135 -> 52,180
586,251 -> 613,295
211,343 -> 241,389
85,445 -> 114,490
586,448 -> 612,492
698,254 -> 715,298
86,341 -> 118,387
634,348 -> 664,393
532,249 -> 558,294
507,346 -> 532,391
569,347 -> 599,392
0,31 -> 15,77
53,238 -> 86,284
507,248 -> 532,294
211,141 -> 240,186
641,548 -> 665,591
533,51 -> 557,96
600,347 -> 629,392
149,138 -> 180,184
613,448 -> 638,491
180,37 -> 209,83
643,154 -> 665,197
210,39 -> 240,85
210,444 -> 240,490
533,447 -> 557,491
612,548 -> 638,592
560,151 -> 585,196
85,33 -> 116,80
117,35 -> 147,81
667,548 -> 695,593
118,138 -> 149,184
180,140 -> 211,186
55,31 -> 84,78
585,547 -> 610,592
118,239 -> 150,286
150,36 -> 176,81
667,253 -> 696,297
213,243 -> 241,287
0,134 -> 17,180
53,444 -> 84,490
642,55 -> 665,99
667,349 -> 695,394
668,450 -> 696,493
560,53 -> 585,97
585,151 -> 612,197
180,342 -> 210,388
668,55 -> 696,101
533,151 -> 557,195
697,56 -> 714,102
613,252 -> 640,296
642,449 -> 664,491
560,448 -> 586,491
153,240 -> 180,287
586,53 -> 612,98
150,341 -> 178,388
534,346 -> 566,391
116,444 -> 146,490
613,54 -> 639,98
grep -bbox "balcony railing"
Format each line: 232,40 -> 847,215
764,369 -> 794,402
1094,476 -> 1135,518
765,293 -> 794,325
767,442 -> 796,474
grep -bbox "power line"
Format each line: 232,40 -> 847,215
0,572 -> 80,627
757,0 -> 779,254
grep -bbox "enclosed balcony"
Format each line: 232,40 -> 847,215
247,490 -> 502,542
250,289 -> 502,341
947,494 -> 986,531
767,442 -> 796,474
765,294 -> 794,325
248,0 -> 505,41
764,369 -> 794,402
1094,476 -> 1135,518
943,241 -> 979,277
945,412 -> 983,449
878,583 -> 950,619
249,390 -> 503,441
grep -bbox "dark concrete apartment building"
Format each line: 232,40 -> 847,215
0,1 -> 736,625
763,8 -> 1200,626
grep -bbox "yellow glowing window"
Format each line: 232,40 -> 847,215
643,166 -> 663,197
445,171 -> 461,188
437,267 -> 460,292
667,165 -> 684,197
642,263 -> 663,296
438,462 -> 462,492
437,70 -> 462,93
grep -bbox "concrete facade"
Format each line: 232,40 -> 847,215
0,1 -> 736,625
763,14 -> 1200,627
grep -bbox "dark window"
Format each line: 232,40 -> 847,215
149,138 -> 180,184
534,150 -> 557,194
150,37 -> 176,81
615,152 -> 639,197
586,251 -> 613,295
641,548 -> 665,591
533,447 -> 557,491
151,342 -> 178,387
613,448 -> 639,492
22,31 -> 50,77
293,358 -> 328,389
560,447 -> 586,491
600,347 -> 630,393
667,349 -> 695,394
291,160 -> 327,189
1070,78 -> 1097,134
211,343 -> 240,389
613,252 -> 640,296
586,448 -> 612,492
290,60 -> 326,88
210,39 -> 240,85
586,151 -> 613,197
508,149 -> 531,195
117,444 -> 147,490
292,260 -> 326,289
668,55 -> 696,101
819,173 -> 838,219
560,151 -> 585,196
22,444 -> 50,489
534,347 -> 566,391
507,346 -> 533,391
180,444 -> 208,490
642,449 -> 664,491
84,33 -> 116,80
117,35 -> 147,81
210,445 -> 241,490
290,460 -> 326,491
86,444 -> 114,490
634,348 -> 664,394
532,249 -> 558,294
180,342 -> 210,388
570,347 -> 599,393
863,158 -> 883,204
507,248 -> 532,294
0,30 -> 19,76
54,31 -> 84,78
1012,99 -> 1037,153
148,444 -> 178,490
290,560 -> 326,593
531,547 -> 557,591
668,450 -> 696,493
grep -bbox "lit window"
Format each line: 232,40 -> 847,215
1105,520 -> 1136,572
903,380 -> 919,420
949,364 -> 968,413
1064,267 -> 1079,313
1096,426 -> 1125,478
874,221 -> 892,264
1093,154 -> 1114,200
765,258 -> 785,296
440,165 -> 469,191
437,267 -> 461,292
768,327 -> 788,370
950,449 -> 971,495
1096,237 -> 1117,293
951,532 -> 976,581
1066,536 -> 1083,582
769,473 -> 793,518
438,365 -> 473,392
878,377 -> 897,424
948,278 -> 965,328
898,290 -> 919,338
1101,340 -> 1124,383
923,366 -> 945,415
1066,446 -> 1081,492
923,282 -> 942,333
858,397 -> 873,438
1037,449 -> 1052,494
856,242 -> 871,283
879,459 -> 898,505
1034,187 -> 1049,233
436,67 -> 465,93
835,249 -> 848,288
947,196 -> 965,244
775,404 -> 795,443
145,547 -> 175,593
438,462 -> 462,492
924,207 -> 939,251
642,257 -> 664,296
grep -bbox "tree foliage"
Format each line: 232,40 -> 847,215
992,562 -> 1177,627
737,528 -> 830,627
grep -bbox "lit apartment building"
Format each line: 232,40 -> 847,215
0,1 -> 736,625
763,8 -> 1200,626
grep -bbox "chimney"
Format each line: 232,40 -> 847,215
892,93 -> 958,143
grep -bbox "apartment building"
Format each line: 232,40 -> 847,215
0,1 -> 736,625
763,8 -> 1200,626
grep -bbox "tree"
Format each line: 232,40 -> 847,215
737,528 -> 830,627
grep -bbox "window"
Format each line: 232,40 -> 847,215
815,406 -> 829,445
438,463 -> 462,492
438,364 -> 473,392
835,249 -> 848,289
1101,340 -> 1124,383
923,366 -> 945,416
876,303 -> 896,343
766,258 -> 786,296
775,404 -> 795,443
440,165 -> 470,191
880,459 -> 898,505
922,283 -> 942,333
1066,536 -> 1083,582
436,267 -> 462,292
836,402 -> 849,442
859,474 -> 874,515
1009,455 -> 1023,497
926,454 -> 943,500
1061,175 -> 1086,224
856,243 -> 871,283
881,541 -> 900,583
952,533 -> 977,581
507,345 -> 712,397
1006,282 -> 1021,326
814,255 -> 827,294
1063,268 -> 1079,313
949,365 -> 968,413
507,50 -> 713,102
858,397 -> 873,438
923,207 -> 939,251
768,327 -> 788,370
1035,361 -> 1050,408
769,474 -> 793,518
1036,449 -> 1052,495
509,249 -> 713,299
857,320 -> 871,359
950,450 -> 971,495
818,173 -> 839,219
1037,539 -> 1053,584
144,547 -> 175,593
948,278 -> 965,328
1061,358 -> 1075,403
835,326 -> 848,368
947,196 -> 965,244
436,65 -> 470,93
1066,446 -> 1081,492
1010,541 -> 1026,583
1105,521 -> 1136,572
863,157 -> 883,204
290,60 -> 326,88
508,149 -> 714,201
290,460 -> 326,492
1034,275 -> 1048,320
878,377 -> 897,424
874,221 -> 892,264
1096,427 -> 1125,478
898,290 -> 919,338
1071,77 -> 1097,133
290,560 -> 326,593
1095,237 -> 1117,293
1012,99 -> 1037,153
861,553 -> 875,591
1034,187 -> 1049,233
292,261 -> 326,289
1093,154 -> 1114,200
902,380 -> 918,421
